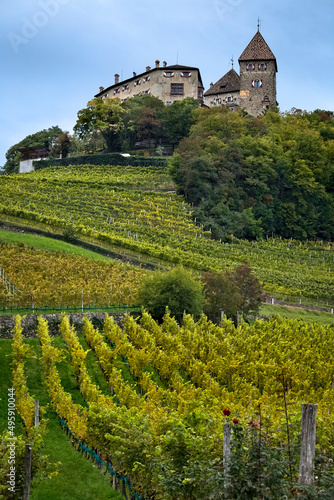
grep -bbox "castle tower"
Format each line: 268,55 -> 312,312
238,29 -> 277,115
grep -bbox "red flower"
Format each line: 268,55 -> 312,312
223,409 -> 231,416
233,418 -> 239,424
249,419 -> 258,427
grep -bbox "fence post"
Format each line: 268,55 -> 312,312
23,444 -> 32,500
298,403 -> 317,485
223,423 -> 232,484
34,400 -> 39,427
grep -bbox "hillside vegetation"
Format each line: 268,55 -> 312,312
0,164 -> 333,306
170,107 -> 334,241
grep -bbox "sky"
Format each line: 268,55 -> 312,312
1,0 -> 334,167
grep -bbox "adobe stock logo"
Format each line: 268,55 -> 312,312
8,0 -> 71,54
213,0 -> 243,20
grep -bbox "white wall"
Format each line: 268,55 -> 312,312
19,159 -> 35,173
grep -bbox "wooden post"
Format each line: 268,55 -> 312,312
221,311 -> 224,326
121,478 -> 127,498
223,423 -> 232,482
23,444 -> 32,500
298,403 -> 317,484
34,400 -> 39,426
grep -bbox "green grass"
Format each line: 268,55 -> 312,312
259,303 -> 334,325
0,338 -> 124,500
77,335 -> 113,395
0,228 -> 111,261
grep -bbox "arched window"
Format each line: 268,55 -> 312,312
252,80 -> 262,88
258,63 -> 267,70
247,63 -> 255,71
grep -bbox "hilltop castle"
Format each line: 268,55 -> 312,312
204,29 -> 277,116
95,28 -> 277,117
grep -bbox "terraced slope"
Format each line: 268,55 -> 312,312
0,164 -> 333,305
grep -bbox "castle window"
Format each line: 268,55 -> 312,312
258,63 -> 267,71
252,80 -> 262,88
216,98 -> 221,105
226,96 -> 233,102
164,71 -> 174,78
263,95 -> 269,102
247,63 -> 255,71
181,72 -> 191,78
171,83 -> 184,95
166,101 -> 172,106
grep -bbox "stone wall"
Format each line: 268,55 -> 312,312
100,68 -> 202,105
0,312 -> 138,338
239,59 -> 277,116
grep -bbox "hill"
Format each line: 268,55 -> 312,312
0,164 -> 333,308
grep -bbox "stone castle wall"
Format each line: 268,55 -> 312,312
239,59 -> 276,116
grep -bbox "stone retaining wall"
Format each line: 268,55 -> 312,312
0,312 -> 137,338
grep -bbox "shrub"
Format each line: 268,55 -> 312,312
203,263 -> 264,324
138,267 -> 204,322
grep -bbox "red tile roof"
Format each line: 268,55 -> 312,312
238,31 -> 277,71
204,68 -> 240,96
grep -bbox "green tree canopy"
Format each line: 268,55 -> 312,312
169,107 -> 334,240
74,97 -> 125,152
163,97 -> 199,150
3,126 -> 63,174
203,263 -> 264,324
138,267 -> 204,323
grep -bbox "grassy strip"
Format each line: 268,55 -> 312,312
0,339 -> 25,434
0,338 -> 123,498
0,216 -> 163,270
0,228 -> 111,261
76,334 -> 113,396
259,303 -> 334,325
22,338 -> 124,500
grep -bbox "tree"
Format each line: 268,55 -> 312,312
138,267 -> 204,323
203,263 -> 264,324
49,132 -> 73,158
170,106 -> 334,241
121,94 -> 164,150
3,126 -> 63,174
74,97 -> 125,152
136,107 -> 162,146
233,262 -> 264,317
203,270 -> 242,324
163,98 -> 199,150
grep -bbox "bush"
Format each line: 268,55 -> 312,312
203,263 -> 264,324
33,153 -> 167,170
138,267 -> 204,323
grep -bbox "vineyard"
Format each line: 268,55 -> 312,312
0,243 -> 146,309
0,164 -> 333,306
3,313 -> 334,499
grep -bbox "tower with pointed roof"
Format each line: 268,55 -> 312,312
204,28 -> 277,115
238,28 -> 277,115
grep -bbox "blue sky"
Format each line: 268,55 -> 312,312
1,0 -> 334,167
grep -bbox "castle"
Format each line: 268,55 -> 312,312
204,28 -> 277,116
95,61 -> 204,106
95,28 -> 277,117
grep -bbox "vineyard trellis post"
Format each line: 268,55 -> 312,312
223,423 -> 232,485
298,403 -> 317,485
34,400 -> 39,427
23,444 -> 32,500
